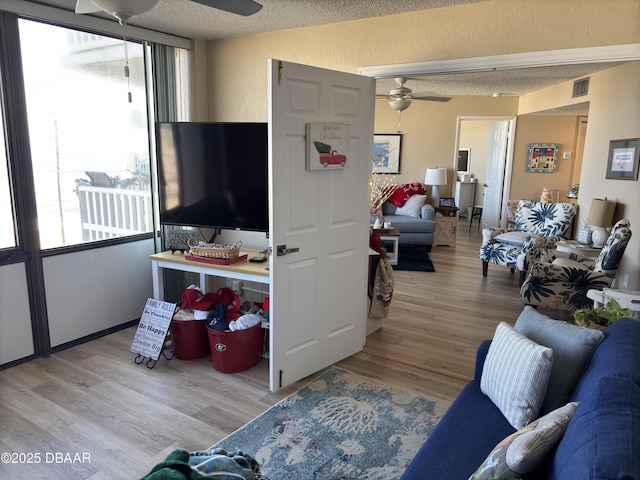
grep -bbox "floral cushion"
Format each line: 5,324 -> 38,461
514,201 -> 576,237
470,402 -> 579,480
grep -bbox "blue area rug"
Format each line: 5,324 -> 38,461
393,247 -> 435,272
211,367 -> 446,480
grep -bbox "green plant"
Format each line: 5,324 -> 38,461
572,298 -> 633,327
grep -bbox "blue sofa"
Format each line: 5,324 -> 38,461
401,315 -> 640,480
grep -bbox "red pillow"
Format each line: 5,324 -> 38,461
387,182 -> 427,207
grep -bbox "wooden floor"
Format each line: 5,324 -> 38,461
0,217 -> 528,479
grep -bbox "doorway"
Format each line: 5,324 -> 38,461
454,116 -> 516,229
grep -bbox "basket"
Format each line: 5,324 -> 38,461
187,239 -> 242,259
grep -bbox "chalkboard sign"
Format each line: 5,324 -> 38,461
131,298 -> 176,360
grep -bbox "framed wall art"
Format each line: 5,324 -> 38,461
526,143 -> 559,173
372,134 -> 402,174
606,138 -> 640,180
306,123 -> 350,171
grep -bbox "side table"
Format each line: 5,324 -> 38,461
375,228 -> 400,265
434,214 -> 457,246
556,240 -> 601,257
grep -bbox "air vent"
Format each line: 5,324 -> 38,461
573,77 -> 590,98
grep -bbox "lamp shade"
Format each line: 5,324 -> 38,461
587,198 -> 616,227
424,167 -> 447,186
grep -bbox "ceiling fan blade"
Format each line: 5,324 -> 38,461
75,0 -> 101,13
190,0 -> 263,16
412,95 -> 452,102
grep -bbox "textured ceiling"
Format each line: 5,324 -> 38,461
28,1 -> 627,113
33,0 -> 485,40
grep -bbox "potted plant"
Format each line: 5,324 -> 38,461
571,298 -> 633,330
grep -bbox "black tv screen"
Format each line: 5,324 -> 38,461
156,122 -> 268,232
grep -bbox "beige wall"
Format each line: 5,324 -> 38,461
201,0 -> 640,287
373,96 -> 517,198
459,121 -> 491,206
203,0 -> 638,121
509,115 -> 580,202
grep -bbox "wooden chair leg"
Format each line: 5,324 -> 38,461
482,261 -> 488,277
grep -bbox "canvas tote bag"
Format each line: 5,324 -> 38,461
369,257 -> 394,319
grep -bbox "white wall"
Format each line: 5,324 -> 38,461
44,240 -> 155,347
0,264 -> 33,364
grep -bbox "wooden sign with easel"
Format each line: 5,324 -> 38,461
130,298 -> 176,369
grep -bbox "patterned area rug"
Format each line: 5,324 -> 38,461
393,247 -> 435,272
211,367 -> 446,480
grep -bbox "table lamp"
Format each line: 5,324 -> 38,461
587,198 -> 616,248
425,167 -> 447,207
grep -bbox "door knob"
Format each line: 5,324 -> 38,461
276,244 -> 300,256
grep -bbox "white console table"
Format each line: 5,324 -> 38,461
150,249 -> 270,300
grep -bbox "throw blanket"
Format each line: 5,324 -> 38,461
140,448 -> 266,480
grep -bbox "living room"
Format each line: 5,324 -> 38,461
0,0 -> 639,478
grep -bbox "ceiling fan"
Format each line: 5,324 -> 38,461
377,77 -> 451,112
75,0 -> 263,24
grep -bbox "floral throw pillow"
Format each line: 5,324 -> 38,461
469,402 -> 579,480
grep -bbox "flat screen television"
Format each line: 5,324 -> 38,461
156,122 -> 268,233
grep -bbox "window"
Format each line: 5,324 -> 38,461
0,108 -> 16,249
19,19 -> 153,249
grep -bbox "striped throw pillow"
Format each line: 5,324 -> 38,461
481,322 -> 553,429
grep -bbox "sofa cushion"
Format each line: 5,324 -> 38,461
571,318 -> 640,401
470,401 -> 579,480
494,230 -> 529,247
514,306 -> 603,414
387,182 -> 426,207
550,376 -> 640,480
399,379 -> 516,480
395,194 -> 427,217
481,322 -> 553,429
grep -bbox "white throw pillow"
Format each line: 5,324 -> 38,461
481,322 -> 553,429
394,194 -> 427,217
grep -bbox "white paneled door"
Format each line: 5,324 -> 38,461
268,60 -> 375,391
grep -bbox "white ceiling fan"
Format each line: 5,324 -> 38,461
376,77 -> 451,129
377,77 -> 451,112
75,0 -> 263,24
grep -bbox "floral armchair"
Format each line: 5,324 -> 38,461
480,200 -> 577,285
520,219 -> 632,311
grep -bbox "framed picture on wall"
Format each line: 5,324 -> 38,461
373,134 -> 402,174
606,138 -> 640,180
526,143 -> 559,173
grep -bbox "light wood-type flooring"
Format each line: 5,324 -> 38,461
0,217 -> 529,479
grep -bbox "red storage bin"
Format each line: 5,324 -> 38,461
170,319 -> 210,360
207,323 -> 264,373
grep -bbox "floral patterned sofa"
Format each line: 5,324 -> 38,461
520,219 -> 632,311
480,200 -> 577,285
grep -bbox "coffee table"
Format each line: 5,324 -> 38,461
375,228 -> 400,265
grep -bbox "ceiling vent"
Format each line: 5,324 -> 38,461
573,77 -> 590,98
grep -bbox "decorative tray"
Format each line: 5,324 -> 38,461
184,253 -> 248,265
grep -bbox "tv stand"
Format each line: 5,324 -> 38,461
150,249 -> 269,301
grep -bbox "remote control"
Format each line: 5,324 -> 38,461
249,256 -> 268,263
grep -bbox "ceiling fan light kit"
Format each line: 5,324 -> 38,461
388,98 -> 412,111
